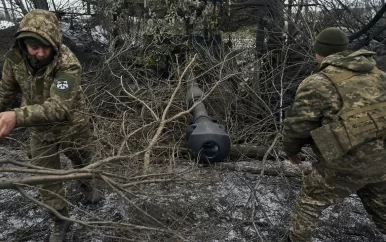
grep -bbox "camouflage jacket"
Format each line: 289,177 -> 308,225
283,50 -> 386,159
0,9 -> 89,141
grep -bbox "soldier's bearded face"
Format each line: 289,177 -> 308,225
26,44 -> 52,60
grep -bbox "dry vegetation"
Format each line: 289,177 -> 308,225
1,0 -> 386,241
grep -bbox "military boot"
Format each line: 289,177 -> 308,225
49,207 -> 72,242
79,182 -> 102,204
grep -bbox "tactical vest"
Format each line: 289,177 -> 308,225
311,66 -> 386,161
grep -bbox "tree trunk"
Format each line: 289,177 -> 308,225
14,0 -> 28,15
51,0 -> 56,11
30,0 -> 49,10
87,1 -> 91,14
10,0 -> 15,20
1,0 -> 10,20
266,0 -> 285,51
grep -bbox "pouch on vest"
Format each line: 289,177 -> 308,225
311,115 -> 383,162
311,121 -> 351,161
312,67 -> 386,161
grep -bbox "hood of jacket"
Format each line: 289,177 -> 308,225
320,49 -> 377,72
14,9 -> 62,54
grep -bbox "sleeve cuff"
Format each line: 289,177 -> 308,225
13,108 -> 26,127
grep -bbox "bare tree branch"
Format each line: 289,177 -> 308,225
0,173 -> 99,189
349,3 -> 386,41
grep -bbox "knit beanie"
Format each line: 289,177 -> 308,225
313,27 -> 348,57
16,31 -> 50,46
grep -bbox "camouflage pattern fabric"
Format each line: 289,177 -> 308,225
291,167 -> 386,242
0,9 -> 93,210
30,125 -> 93,210
282,49 -> 386,241
0,9 -> 89,141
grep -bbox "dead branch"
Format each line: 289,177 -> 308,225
216,161 -> 311,177
351,23 -> 386,50
349,3 -> 386,42
120,74 -> 159,121
254,133 -> 281,189
0,173 -> 99,189
100,175 -> 186,240
0,159 -> 55,170
0,167 -> 93,175
143,54 -> 197,174
85,152 -> 145,169
250,133 -> 280,239
122,178 -> 186,187
16,185 -> 182,235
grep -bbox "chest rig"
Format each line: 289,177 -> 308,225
311,66 -> 386,161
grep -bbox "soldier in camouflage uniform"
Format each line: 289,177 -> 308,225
0,9 -> 101,241
283,27 -> 386,241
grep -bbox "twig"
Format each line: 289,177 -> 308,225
0,159 -> 56,170
254,133 -> 281,190
85,151 -> 146,170
101,175 -> 186,240
122,178 -> 184,187
120,74 -> 159,121
16,185 -> 88,226
142,54 -> 197,174
16,185 -> 180,234
118,121 -> 157,156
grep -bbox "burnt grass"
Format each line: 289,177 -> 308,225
0,26 -> 386,241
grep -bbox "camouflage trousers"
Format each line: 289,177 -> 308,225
289,168 -> 386,242
30,125 -> 93,211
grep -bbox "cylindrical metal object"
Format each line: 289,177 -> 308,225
186,83 -> 231,163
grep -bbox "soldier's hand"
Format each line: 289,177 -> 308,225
288,154 -> 302,164
0,111 -> 16,137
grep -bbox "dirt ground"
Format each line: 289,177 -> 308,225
1,141 -> 386,242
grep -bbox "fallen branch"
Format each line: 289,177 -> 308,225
0,159 -> 55,170
0,167 -> 93,175
16,185 -> 182,235
100,175 -> 186,240
0,173 -> 99,189
216,161 -> 312,177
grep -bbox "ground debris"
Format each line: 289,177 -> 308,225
1,151 -> 386,241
